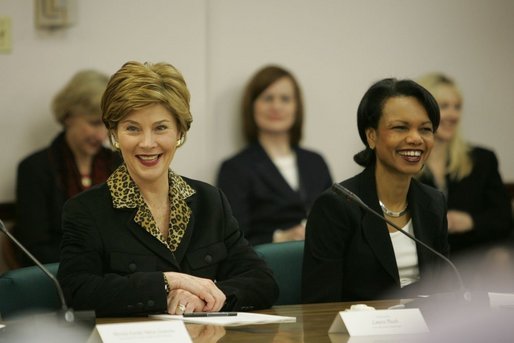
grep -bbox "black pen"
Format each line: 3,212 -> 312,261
183,312 -> 238,317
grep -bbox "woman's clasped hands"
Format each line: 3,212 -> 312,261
164,272 -> 226,314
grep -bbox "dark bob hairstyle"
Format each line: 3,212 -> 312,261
353,78 -> 440,167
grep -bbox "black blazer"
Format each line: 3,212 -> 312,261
13,132 -> 120,265
57,178 -> 278,317
419,146 -> 513,253
217,143 -> 332,245
302,166 -> 450,303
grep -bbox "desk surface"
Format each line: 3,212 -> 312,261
97,299 -> 404,343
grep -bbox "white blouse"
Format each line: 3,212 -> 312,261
271,153 -> 299,191
389,219 -> 420,288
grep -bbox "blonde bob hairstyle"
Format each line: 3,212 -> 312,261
101,61 -> 193,146
417,72 -> 472,181
52,69 -> 109,125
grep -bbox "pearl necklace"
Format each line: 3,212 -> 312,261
379,200 -> 408,217
81,175 -> 92,188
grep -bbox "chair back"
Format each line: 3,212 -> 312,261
254,240 -> 304,305
0,263 -> 60,319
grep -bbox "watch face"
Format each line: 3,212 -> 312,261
164,276 -> 171,294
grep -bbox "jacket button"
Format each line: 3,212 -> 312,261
204,254 -> 212,263
147,300 -> 155,307
129,263 -> 137,271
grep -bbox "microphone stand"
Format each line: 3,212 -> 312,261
331,183 -> 472,304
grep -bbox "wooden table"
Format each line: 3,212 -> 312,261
97,299 -> 405,343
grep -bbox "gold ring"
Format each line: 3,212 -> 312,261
177,303 -> 186,314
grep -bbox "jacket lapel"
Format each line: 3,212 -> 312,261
123,209 -> 180,269
295,147 -> 310,203
407,181 -> 439,275
253,143 -> 300,197
170,194 -> 196,266
358,167 -> 400,285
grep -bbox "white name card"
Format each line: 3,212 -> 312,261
489,292 -> 514,309
94,320 -> 192,343
329,308 -> 428,336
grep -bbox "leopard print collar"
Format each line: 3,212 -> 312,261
107,164 -> 196,251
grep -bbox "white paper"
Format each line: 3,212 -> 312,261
151,312 -> 296,327
488,292 -> 514,309
95,320 -> 191,343
329,309 -> 428,336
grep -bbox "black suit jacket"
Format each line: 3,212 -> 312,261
57,178 -> 278,317
302,166 -> 450,303
13,132 -> 120,265
217,143 -> 332,245
419,146 -> 513,253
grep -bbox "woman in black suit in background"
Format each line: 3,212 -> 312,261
14,70 -> 120,266
416,73 -> 513,290
302,78 -> 450,303
416,73 -> 512,254
217,65 -> 332,245
58,61 -> 278,317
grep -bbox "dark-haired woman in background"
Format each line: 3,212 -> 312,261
217,65 -> 332,245
302,78 -> 449,303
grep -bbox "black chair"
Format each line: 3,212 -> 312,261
254,240 -> 304,305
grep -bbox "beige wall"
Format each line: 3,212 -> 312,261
0,0 -> 513,202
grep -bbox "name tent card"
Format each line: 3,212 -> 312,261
488,292 -> 514,309
329,307 -> 428,336
94,320 -> 192,343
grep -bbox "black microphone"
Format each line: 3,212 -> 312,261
331,183 -> 471,303
0,218 -> 75,323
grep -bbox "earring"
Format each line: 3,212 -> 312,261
113,141 -> 120,149
176,137 -> 184,148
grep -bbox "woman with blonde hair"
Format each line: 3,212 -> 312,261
13,69 -> 121,266
57,61 -> 278,316
417,72 -> 512,256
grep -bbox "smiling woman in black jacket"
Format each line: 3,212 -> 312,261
14,70 -> 120,266
57,61 -> 278,317
302,78 -> 450,303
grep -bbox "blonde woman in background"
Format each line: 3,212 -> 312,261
417,73 -> 512,260
13,70 -> 121,266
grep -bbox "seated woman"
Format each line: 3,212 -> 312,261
416,73 -> 512,255
217,65 -> 332,245
57,61 -> 278,317
13,70 -> 120,266
302,78 -> 449,303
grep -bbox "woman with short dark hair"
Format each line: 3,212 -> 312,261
302,78 -> 449,302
